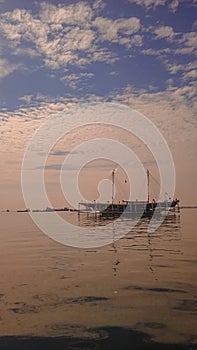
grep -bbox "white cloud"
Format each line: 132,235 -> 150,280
172,85 -> 197,102
164,60 -> 197,86
0,3 -> 141,70
193,20 -> 197,30
179,32 -> 197,50
61,72 -> 94,89
129,0 -> 180,11
19,95 -> 34,104
141,48 -> 158,56
39,2 -> 93,25
109,83 -> 197,115
154,26 -> 174,40
182,69 -> 197,81
168,0 -> 179,13
0,8 -> 49,44
165,63 -> 184,74
94,16 -> 141,44
91,48 -> 118,64
172,32 -> 197,57
12,47 -> 41,58
92,0 -> 106,11
129,0 -> 165,9
1,86 -> 196,173
110,71 -> 119,77
174,47 -> 196,55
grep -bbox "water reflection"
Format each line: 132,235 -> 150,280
78,213 -> 181,276
1,211 -> 196,348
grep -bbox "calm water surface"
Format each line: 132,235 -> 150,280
0,209 -> 196,349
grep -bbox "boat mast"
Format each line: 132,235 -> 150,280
112,169 -> 115,204
147,169 -> 150,203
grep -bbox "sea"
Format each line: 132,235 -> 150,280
0,209 -> 196,349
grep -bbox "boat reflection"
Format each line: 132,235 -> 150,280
78,212 -> 181,279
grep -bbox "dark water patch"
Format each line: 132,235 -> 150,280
10,302 -> 40,314
155,264 -> 174,268
0,293 -> 5,301
124,285 -> 187,294
136,322 -> 167,330
67,296 -> 109,304
18,284 -> 28,287
60,275 -> 70,279
177,259 -> 197,265
175,299 -> 197,313
0,326 -> 195,350
86,250 -> 97,253
31,294 -> 109,310
49,323 -> 108,340
33,293 -> 50,302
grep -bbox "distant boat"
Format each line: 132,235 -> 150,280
78,169 -> 179,218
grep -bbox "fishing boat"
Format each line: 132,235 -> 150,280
78,169 -> 179,218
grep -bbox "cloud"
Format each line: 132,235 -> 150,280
129,0 -> 179,11
174,47 -> 196,55
12,47 -> 41,58
0,83 -> 196,174
0,3 -> 142,70
165,62 -> 197,80
0,5 -> 94,69
154,26 -> 174,40
129,0 -> 166,9
179,32 -> 197,51
193,20 -> 197,31
93,16 -> 141,47
165,63 -> 184,74
182,69 -> 197,81
168,0 -> 179,13
0,58 -> 20,79
92,0 -> 106,11
170,32 -> 197,56
61,72 -> 94,89
39,2 -> 93,25
109,82 -> 197,114
18,95 -> 34,104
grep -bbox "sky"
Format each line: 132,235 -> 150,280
0,0 -> 196,210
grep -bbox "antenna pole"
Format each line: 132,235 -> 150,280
147,169 -> 150,203
112,169 -> 115,204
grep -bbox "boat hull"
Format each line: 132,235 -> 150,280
100,200 -> 179,219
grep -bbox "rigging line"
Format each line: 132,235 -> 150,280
149,172 -> 169,197
149,172 -> 160,187
115,176 -> 128,201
